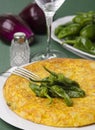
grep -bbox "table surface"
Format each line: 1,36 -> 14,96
0,0 -> 95,129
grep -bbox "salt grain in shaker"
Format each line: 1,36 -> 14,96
10,32 -> 30,67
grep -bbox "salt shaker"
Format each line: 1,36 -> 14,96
10,32 -> 30,67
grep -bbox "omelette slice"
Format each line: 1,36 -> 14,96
3,58 -> 95,127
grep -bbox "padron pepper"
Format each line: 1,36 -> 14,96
72,11 -> 95,26
54,22 -> 72,36
29,66 -> 85,107
80,23 -> 95,40
64,36 -> 95,55
50,85 -> 73,106
55,23 -> 81,39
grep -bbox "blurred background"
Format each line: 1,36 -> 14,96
0,0 -> 95,16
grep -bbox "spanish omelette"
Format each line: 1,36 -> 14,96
3,58 -> 95,127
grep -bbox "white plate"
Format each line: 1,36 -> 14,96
0,65 -> 95,130
51,16 -> 95,60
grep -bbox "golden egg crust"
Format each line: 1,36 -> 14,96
3,58 -> 95,127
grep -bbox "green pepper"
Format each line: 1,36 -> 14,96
29,67 -> 86,107
65,85 -> 85,97
56,23 -> 81,39
73,11 -> 95,26
29,83 -> 41,96
73,15 -> 91,26
54,25 -> 64,36
43,67 -> 80,88
64,35 -> 76,40
29,83 -> 52,101
76,11 -> 95,17
80,24 -> 95,40
65,90 -> 85,98
64,36 -> 95,55
54,22 -> 73,36
50,85 -> 73,106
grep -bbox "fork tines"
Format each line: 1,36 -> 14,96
12,67 -> 40,81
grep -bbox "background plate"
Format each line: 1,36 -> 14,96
52,16 -> 95,60
0,66 -> 95,130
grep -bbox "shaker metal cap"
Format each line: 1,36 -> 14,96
14,32 -> 26,44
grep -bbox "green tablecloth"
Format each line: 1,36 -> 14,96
0,0 -> 95,129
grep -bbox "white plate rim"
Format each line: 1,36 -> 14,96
51,16 -> 95,60
0,64 -> 95,130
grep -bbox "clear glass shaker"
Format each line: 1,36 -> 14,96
10,32 -> 30,67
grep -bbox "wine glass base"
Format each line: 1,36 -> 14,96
31,50 -> 67,62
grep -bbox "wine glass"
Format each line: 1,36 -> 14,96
31,0 -> 66,61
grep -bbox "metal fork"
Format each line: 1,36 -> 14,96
12,67 -> 40,81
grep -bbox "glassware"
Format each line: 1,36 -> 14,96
31,0 -> 66,61
10,32 -> 30,67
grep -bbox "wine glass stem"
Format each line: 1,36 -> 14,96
45,15 -> 53,58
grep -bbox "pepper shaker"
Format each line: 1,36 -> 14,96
10,32 -> 30,67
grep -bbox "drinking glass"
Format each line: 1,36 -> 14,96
31,0 -> 66,61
